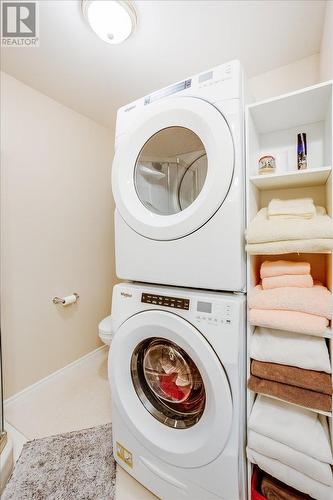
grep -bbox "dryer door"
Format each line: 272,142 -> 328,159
109,310 -> 233,468
112,96 -> 234,240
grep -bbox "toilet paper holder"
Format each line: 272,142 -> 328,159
52,293 -> 79,306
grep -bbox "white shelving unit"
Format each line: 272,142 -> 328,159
245,80 -> 333,498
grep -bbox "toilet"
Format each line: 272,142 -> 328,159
98,315 -> 113,346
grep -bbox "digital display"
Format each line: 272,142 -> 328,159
197,301 -> 212,313
141,293 -> 190,310
199,71 -> 213,83
144,79 -> 192,105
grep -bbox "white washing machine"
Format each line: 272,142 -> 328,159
108,282 -> 246,499
112,60 -> 246,292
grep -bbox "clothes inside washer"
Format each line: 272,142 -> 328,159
160,356 -> 192,386
143,341 -> 194,403
159,373 -> 188,401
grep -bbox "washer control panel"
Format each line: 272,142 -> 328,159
195,301 -> 234,326
141,293 -> 190,310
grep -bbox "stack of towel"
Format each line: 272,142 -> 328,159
249,327 -> 332,411
247,396 -> 333,500
249,260 -> 332,336
246,199 -> 333,498
248,260 -> 332,411
245,198 -> 333,254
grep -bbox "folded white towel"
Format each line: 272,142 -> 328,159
246,206 -> 333,244
250,327 -> 331,373
248,430 -> 333,486
268,198 -> 316,220
247,448 -> 333,500
248,395 -> 333,463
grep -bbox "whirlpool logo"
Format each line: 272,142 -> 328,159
1,1 -> 39,47
121,292 -> 132,298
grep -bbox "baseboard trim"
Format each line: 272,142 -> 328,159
5,345 -> 108,406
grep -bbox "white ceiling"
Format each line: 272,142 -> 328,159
1,0 -> 326,128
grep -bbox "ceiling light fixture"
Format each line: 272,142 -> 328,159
82,1 -> 136,45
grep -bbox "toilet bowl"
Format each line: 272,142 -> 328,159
98,315 -> 113,346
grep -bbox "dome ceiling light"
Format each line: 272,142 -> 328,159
82,1 -> 136,45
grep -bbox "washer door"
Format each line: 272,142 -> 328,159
109,310 -> 233,468
112,96 -> 234,240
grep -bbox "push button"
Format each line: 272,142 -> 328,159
141,293 -> 190,310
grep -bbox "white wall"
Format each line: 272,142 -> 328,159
250,0 -> 332,104
250,54 -> 320,101
320,0 -> 333,80
1,72 -> 116,398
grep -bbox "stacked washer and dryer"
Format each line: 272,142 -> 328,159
107,60 -> 247,499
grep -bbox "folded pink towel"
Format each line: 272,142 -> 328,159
249,284 -> 332,320
249,309 -> 329,336
260,260 -> 311,279
262,274 -> 314,290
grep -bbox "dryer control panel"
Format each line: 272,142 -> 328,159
141,293 -> 190,310
115,60 -> 242,142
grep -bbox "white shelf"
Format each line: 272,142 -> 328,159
250,166 -> 331,190
248,81 -> 333,134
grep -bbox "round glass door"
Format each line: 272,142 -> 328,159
112,96 -> 234,240
134,127 -> 208,215
131,338 -> 206,429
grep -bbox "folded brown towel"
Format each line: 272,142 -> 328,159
251,360 -> 332,395
248,375 -> 332,412
261,472 -> 313,499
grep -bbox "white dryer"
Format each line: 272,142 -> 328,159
112,60 -> 246,292
108,282 -> 246,499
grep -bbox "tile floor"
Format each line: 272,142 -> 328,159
4,346 -> 157,500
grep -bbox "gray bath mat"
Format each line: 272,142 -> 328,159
2,423 -> 116,500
